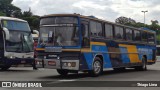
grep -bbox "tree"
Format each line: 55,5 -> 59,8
115,16 -> 136,25
22,8 -> 32,17
0,0 -> 21,16
21,9 -> 40,30
0,11 -> 5,16
11,10 -> 22,18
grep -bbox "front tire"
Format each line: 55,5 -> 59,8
57,69 -> 69,76
135,57 -> 147,71
89,57 -> 103,77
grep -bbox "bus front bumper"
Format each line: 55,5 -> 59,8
0,58 -> 34,66
35,59 -> 79,70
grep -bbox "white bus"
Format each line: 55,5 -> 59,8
0,16 -> 35,70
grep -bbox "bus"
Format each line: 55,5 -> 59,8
0,16 -> 35,70
35,14 -> 156,76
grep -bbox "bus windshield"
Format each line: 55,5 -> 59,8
5,31 -> 33,52
39,17 -> 79,46
40,26 -> 79,46
1,20 -> 33,52
2,20 -> 31,31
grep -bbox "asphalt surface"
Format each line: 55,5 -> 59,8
0,61 -> 160,90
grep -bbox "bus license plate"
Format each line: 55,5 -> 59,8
45,47 -> 62,52
48,61 -> 56,66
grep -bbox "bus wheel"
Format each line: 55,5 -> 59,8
135,57 -> 147,71
89,57 -> 103,77
1,66 -> 11,71
57,69 -> 69,76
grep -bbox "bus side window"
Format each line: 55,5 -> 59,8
82,23 -> 90,47
115,26 -> 124,40
142,31 -> 148,42
134,30 -> 141,41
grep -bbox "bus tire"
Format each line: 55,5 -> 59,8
135,57 -> 147,71
57,69 -> 69,76
89,57 -> 103,77
1,66 -> 11,71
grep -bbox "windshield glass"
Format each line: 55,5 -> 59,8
40,17 -> 78,25
5,31 -> 33,52
40,26 -> 79,46
39,17 -> 79,46
2,20 -> 31,31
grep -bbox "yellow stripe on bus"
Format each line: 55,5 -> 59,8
36,48 -> 81,52
62,49 -> 81,52
119,44 -> 141,63
81,48 -> 91,52
36,48 -> 45,51
90,42 -> 106,46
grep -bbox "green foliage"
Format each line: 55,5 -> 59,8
0,11 -> 5,16
0,0 -> 20,16
22,15 -> 40,30
115,16 -> 136,25
0,0 -> 40,30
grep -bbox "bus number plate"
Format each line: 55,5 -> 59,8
45,47 -> 62,52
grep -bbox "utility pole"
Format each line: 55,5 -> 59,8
141,10 -> 148,25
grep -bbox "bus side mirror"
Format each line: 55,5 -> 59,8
33,30 -> 39,36
3,27 -> 10,40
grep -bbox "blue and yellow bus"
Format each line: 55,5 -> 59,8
35,14 -> 156,76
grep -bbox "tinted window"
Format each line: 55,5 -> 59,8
40,17 -> 78,25
82,24 -> 89,37
115,26 -> 124,39
134,30 -> 141,41
2,20 -> 30,31
148,33 -> 155,44
126,28 -> 133,40
142,31 -> 148,42
90,21 -> 97,36
96,22 -> 102,36
90,21 -> 102,37
105,24 -> 113,39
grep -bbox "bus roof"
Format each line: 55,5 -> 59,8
40,14 -> 156,33
0,16 -> 27,22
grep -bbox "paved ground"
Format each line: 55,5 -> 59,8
0,61 -> 160,90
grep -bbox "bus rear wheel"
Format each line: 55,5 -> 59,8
89,57 -> 103,77
57,69 -> 69,76
135,57 -> 147,71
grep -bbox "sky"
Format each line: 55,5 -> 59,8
12,0 -> 160,24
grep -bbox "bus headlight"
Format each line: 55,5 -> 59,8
62,62 -> 76,67
9,56 -> 15,59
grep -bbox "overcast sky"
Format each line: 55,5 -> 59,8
12,0 -> 160,24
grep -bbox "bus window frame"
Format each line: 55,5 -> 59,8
147,32 -> 156,44
133,30 -> 141,42
114,25 -> 125,40
125,28 -> 133,41
90,20 -> 103,38
104,23 -> 114,39
81,19 -> 90,48
141,31 -> 148,43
